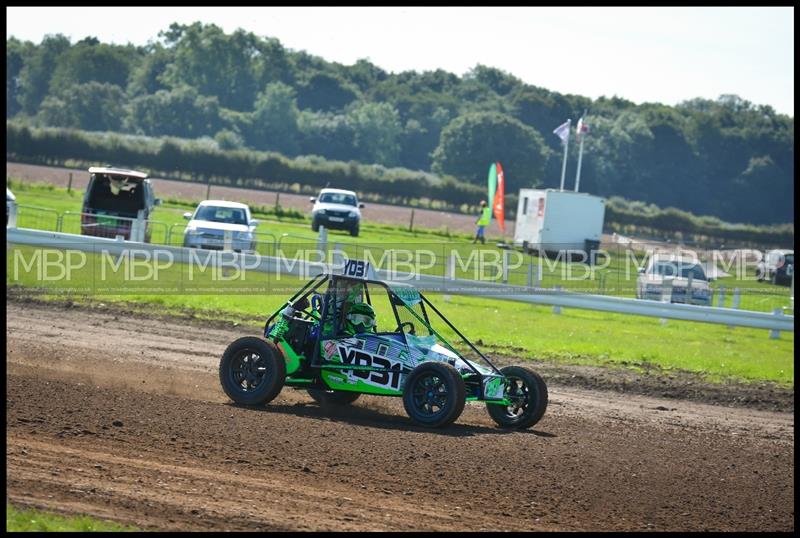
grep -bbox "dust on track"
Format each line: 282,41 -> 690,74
5,299 -> 795,531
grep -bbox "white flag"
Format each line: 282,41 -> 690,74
553,120 -> 571,144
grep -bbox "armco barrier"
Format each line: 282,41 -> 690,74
6,227 -> 794,335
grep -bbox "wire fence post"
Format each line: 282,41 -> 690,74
67,172 -> 73,193
409,209 -> 415,232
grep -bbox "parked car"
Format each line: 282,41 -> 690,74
756,249 -> 794,286
183,200 -> 260,252
309,188 -> 364,237
636,254 -> 712,305
81,167 -> 160,241
7,187 -> 16,226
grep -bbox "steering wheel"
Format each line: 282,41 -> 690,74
397,321 -> 416,335
292,295 -> 322,321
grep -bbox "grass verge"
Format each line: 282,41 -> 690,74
6,503 -> 137,531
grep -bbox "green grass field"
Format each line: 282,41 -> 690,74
7,179 -> 794,386
8,178 -> 791,308
6,503 -> 137,531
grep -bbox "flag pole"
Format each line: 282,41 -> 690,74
574,134 -> 585,192
559,119 -> 571,191
574,110 -> 588,192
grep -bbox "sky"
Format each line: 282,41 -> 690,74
6,6 -> 795,116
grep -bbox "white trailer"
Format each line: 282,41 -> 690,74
513,189 -> 605,254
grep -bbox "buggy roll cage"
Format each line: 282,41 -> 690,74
263,272 -> 503,378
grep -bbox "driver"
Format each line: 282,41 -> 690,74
343,302 -> 377,336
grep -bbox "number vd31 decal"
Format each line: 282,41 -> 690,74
338,344 -> 405,389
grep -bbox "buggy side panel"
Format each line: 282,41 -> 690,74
319,334 -> 413,395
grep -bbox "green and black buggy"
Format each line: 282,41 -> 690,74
219,260 -> 548,428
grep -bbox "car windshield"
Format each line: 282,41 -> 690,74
650,261 -> 707,280
195,206 -> 248,225
319,192 -> 356,206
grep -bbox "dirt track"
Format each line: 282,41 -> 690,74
5,299 -> 794,531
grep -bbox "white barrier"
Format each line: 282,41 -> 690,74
6,227 -> 794,334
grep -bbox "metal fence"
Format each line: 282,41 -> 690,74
6,226 -> 794,338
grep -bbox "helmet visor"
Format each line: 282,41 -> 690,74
347,313 -> 375,328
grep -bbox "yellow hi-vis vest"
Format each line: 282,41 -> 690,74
477,206 -> 492,226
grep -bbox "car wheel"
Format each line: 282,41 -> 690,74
486,365 -> 548,429
219,337 -> 285,406
311,219 -> 320,232
402,362 -> 465,428
307,388 -> 361,406
350,224 -> 359,237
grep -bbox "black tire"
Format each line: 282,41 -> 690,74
487,365 -> 548,429
219,337 -> 285,405
350,224 -> 359,237
311,219 -> 320,232
403,362 -> 466,428
307,388 -> 361,406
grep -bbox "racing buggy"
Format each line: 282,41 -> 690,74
219,260 -> 548,429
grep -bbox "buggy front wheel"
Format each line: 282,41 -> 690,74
219,337 -> 286,406
403,362 -> 466,428
487,365 -> 548,429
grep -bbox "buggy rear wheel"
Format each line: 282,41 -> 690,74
487,365 -> 548,429
402,362 -> 465,428
219,337 -> 285,406
307,388 -> 361,406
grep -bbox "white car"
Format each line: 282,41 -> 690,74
183,200 -> 259,252
636,255 -> 712,305
309,188 -> 364,237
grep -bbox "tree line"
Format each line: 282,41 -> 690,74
5,22 -> 794,227
6,123 -> 792,248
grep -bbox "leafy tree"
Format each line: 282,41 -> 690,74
6,37 -> 31,117
296,71 -> 360,112
16,34 -> 71,115
253,37 -> 294,88
247,82 -> 301,155
298,110 -> 357,162
343,58 -> 389,93
159,23 -> 259,111
464,64 -> 521,96
128,85 -> 223,138
432,112 -> 551,190
37,81 -> 126,131
214,129 -> 245,150
127,43 -> 174,96
346,102 -> 403,165
48,38 -> 137,91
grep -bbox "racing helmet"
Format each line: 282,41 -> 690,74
345,303 -> 376,334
